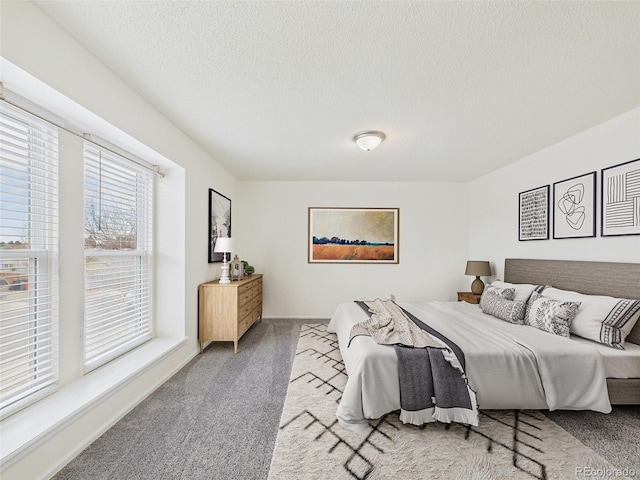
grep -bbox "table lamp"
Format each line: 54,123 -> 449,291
465,260 -> 491,295
214,237 -> 234,284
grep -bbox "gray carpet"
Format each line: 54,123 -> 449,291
544,407 -> 640,474
54,319 -> 639,479
54,319 -> 308,480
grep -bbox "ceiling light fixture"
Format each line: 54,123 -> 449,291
353,131 -> 386,151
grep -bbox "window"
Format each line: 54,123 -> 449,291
0,101 -> 59,418
83,142 -> 153,372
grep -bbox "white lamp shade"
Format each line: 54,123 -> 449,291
214,237 -> 234,253
353,131 -> 385,151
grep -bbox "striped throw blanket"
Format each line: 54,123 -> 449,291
350,299 -> 478,427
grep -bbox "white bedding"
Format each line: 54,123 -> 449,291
327,300 -> 613,431
571,335 -> 640,378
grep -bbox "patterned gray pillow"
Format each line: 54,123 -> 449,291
479,286 -> 515,310
526,292 -> 581,337
489,285 -> 515,298
480,296 -> 527,324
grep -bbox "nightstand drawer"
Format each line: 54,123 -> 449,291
457,292 -> 482,304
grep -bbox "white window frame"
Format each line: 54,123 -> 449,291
0,100 -> 59,419
83,142 -> 154,373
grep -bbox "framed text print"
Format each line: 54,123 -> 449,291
208,189 -> 231,263
308,207 -> 399,263
601,158 -> 640,237
553,171 -> 596,239
519,185 -> 549,241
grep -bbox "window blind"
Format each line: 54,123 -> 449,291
83,142 -> 153,372
0,100 -> 59,418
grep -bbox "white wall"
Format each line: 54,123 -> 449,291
469,107 -> 640,281
236,181 -> 471,318
0,2 -> 236,478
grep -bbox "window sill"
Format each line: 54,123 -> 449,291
0,336 -> 188,469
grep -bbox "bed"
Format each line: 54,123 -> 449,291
327,258 -> 640,432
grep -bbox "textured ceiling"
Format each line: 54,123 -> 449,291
36,1 -> 640,182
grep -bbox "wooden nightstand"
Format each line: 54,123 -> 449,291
457,292 -> 482,304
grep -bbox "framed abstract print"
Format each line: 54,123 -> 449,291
553,171 -> 596,239
601,158 -> 640,237
519,185 -> 549,241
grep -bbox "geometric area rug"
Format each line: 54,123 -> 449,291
268,324 -> 617,480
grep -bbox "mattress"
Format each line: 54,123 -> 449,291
328,300 -> 613,431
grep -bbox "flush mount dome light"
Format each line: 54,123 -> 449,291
353,131 -> 386,151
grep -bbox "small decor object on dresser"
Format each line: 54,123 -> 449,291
230,255 -> 244,281
519,185 -> 549,241
242,260 -> 255,275
457,292 -> 482,304
601,158 -> 640,237
553,171 -> 596,239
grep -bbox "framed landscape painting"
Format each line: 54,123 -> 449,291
308,207 -> 399,263
518,185 -> 549,241
208,189 -> 231,263
552,171 -> 596,239
601,158 -> 640,237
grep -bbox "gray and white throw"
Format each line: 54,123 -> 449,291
349,299 -> 446,349
350,299 -> 478,427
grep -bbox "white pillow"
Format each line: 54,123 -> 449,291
543,287 -> 640,349
490,280 -> 545,302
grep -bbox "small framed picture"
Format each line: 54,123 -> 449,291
601,158 -> 640,237
553,171 -> 596,239
518,185 -> 549,241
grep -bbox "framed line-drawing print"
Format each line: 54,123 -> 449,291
208,189 -> 231,263
553,171 -> 596,239
601,158 -> 640,237
308,207 -> 399,263
519,185 -> 549,241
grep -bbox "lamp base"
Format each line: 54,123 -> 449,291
219,262 -> 231,284
471,276 -> 485,295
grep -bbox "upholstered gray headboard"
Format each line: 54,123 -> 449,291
504,258 -> 640,299
504,258 -> 640,344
